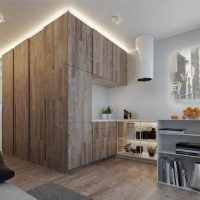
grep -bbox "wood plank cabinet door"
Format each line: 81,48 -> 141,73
67,13 -> 92,72
68,122 -> 92,169
93,30 -> 108,79
2,50 -> 14,155
13,40 -> 29,160
120,49 -> 127,85
112,44 -> 127,85
68,65 -> 92,123
29,31 -> 46,165
44,14 -> 68,173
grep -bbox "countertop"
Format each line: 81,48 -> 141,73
92,119 -> 157,122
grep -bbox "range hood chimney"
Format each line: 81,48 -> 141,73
135,35 -> 154,82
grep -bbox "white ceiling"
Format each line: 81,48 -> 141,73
1,0 -> 200,55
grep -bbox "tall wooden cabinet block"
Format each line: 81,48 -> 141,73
68,13 -> 92,72
14,40 -> 29,160
68,123 -> 92,170
29,31 -> 46,165
68,65 -> 92,123
2,50 -> 14,155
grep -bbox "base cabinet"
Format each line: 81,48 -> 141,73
92,122 -> 117,162
68,123 -> 92,170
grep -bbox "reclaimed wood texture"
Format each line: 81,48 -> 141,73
13,40 -> 29,160
44,14 -> 68,173
92,31 -> 115,87
68,13 -> 92,72
2,50 -> 14,155
93,31 -> 127,87
93,30 -> 108,78
29,30 -> 46,165
68,65 -> 92,123
92,122 -> 117,162
113,44 -> 127,85
68,122 -> 92,170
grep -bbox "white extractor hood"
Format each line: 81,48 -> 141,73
135,35 -> 154,82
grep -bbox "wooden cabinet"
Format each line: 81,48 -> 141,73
13,40 -> 29,160
68,65 -> 92,123
45,14 -> 68,172
2,50 -> 14,155
113,44 -> 127,85
29,14 -> 68,172
68,65 -> 92,169
92,122 -> 117,162
68,122 -> 92,170
92,32 -> 127,87
93,30 -> 109,79
68,13 -> 92,72
29,30 -> 46,165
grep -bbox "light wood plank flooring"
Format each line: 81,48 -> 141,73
3,155 -> 200,200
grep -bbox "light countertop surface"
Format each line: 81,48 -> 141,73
92,119 -> 157,122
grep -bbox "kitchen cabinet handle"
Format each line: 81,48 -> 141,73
44,99 -> 47,161
14,103 -> 16,154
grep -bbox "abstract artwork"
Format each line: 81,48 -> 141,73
170,47 -> 200,100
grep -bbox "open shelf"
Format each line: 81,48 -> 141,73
159,150 -> 200,159
158,181 -> 200,194
159,131 -> 200,137
157,120 -> 200,193
117,121 -> 157,164
117,152 -> 157,164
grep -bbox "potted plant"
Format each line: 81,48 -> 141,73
107,106 -> 113,120
101,107 -> 108,120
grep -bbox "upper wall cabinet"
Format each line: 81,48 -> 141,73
113,44 -> 127,85
92,31 -> 127,87
68,13 -> 93,72
93,30 -> 109,79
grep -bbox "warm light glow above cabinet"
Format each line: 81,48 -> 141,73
0,6 -> 129,56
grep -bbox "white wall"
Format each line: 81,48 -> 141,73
108,28 -> 200,120
92,85 -> 109,119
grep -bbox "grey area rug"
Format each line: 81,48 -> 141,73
27,183 -> 91,200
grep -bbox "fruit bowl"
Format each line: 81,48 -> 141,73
183,107 -> 200,119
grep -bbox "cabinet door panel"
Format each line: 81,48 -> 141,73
108,140 -> 117,157
29,31 -> 46,164
68,66 -> 92,123
44,14 -> 68,172
14,40 -> 29,160
93,30 -> 108,78
2,50 -> 14,155
68,13 -> 92,72
112,44 -> 120,83
68,122 -> 92,169
120,49 -> 127,85
93,128 -> 102,143
113,44 -> 127,85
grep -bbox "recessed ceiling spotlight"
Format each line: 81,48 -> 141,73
0,16 -> 6,23
112,16 -> 121,25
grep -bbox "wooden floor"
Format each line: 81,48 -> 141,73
4,155 -> 200,200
